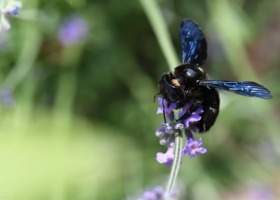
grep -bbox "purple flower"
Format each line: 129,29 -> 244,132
179,104 -> 204,128
155,122 -> 182,137
156,146 -> 174,167
182,138 -> 207,158
155,123 -> 165,137
164,123 -> 175,134
184,106 -> 204,127
156,97 -> 176,120
178,102 -> 191,119
58,15 -> 88,46
155,123 -> 182,146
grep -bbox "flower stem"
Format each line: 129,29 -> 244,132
165,129 -> 183,199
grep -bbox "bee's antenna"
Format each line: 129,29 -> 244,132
153,92 -> 161,102
162,98 -> 167,123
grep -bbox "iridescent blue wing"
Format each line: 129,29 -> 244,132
200,80 -> 272,99
179,19 -> 207,65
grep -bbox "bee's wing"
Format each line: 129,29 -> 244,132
200,80 -> 272,99
179,19 -> 207,65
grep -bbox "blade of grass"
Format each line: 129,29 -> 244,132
138,0 -> 179,70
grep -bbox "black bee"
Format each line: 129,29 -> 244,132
158,19 -> 272,132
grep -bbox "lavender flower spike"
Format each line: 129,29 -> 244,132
0,0 -> 22,32
182,138 -> 207,158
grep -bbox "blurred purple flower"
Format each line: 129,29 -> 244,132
156,146 -> 174,167
127,185 -> 182,200
182,138 -> 207,158
137,186 -> 164,200
6,6 -> 20,16
0,0 -> 22,32
247,185 -> 274,200
0,87 -> 15,107
223,184 -> 275,200
58,15 -> 88,46
141,191 -> 157,200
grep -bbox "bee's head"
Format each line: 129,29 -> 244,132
158,72 -> 185,103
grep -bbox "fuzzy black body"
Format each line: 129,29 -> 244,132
195,87 -> 220,132
158,19 -> 272,133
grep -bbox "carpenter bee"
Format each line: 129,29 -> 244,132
158,19 -> 272,132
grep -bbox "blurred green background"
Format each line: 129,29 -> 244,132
0,0 -> 280,199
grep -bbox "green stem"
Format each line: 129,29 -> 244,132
165,130 -> 183,198
3,21 -> 41,90
138,0 -> 179,69
2,0 -> 40,90
53,46 -> 83,124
